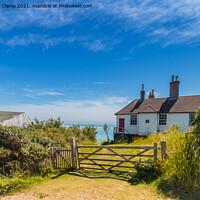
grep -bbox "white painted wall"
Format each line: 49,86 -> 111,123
116,113 -> 191,135
158,113 -> 190,132
116,115 -> 138,134
138,113 -> 157,135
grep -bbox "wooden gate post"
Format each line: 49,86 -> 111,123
51,148 -> 55,168
70,137 -> 77,170
154,143 -> 158,161
161,141 -> 167,160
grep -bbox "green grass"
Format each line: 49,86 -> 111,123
0,175 -> 47,196
1,171 -> 199,200
0,171 -> 174,200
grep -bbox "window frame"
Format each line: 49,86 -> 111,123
145,119 -> 150,123
130,115 -> 137,126
159,114 -> 167,126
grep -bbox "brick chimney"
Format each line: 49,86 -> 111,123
149,89 -> 155,99
170,75 -> 180,98
140,84 -> 145,100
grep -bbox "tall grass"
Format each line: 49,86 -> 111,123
163,131 -> 200,191
125,124 -> 200,192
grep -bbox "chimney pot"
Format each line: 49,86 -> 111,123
172,75 -> 174,82
149,89 -> 155,99
175,76 -> 178,81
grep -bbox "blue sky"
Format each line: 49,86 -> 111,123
0,0 -> 200,124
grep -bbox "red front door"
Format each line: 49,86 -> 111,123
119,118 -> 125,132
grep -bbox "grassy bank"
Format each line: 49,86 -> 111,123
0,175 -> 46,196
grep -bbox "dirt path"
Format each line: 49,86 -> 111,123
1,171 -> 175,200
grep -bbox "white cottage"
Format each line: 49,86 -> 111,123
114,76 -> 200,137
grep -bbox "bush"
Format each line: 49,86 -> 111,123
26,118 -> 98,145
0,125 -> 53,176
132,159 -> 162,182
194,107 -> 200,132
82,125 -> 98,142
0,118 -> 98,177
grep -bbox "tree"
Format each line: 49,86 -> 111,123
194,108 -> 200,132
103,123 -> 110,142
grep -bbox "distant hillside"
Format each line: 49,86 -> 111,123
0,111 -> 32,126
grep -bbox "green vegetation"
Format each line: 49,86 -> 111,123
0,117 -> 98,195
0,125 -> 53,176
0,171 -> 173,200
0,175 -> 46,196
1,110 -> 200,199
26,117 -> 98,146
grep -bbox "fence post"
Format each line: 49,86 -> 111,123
161,141 -> 167,160
76,142 -> 80,170
70,137 -> 77,170
51,148 -> 55,168
154,143 -> 158,161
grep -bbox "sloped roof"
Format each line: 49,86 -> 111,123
0,111 -> 23,122
138,104 -> 158,113
115,95 -> 200,115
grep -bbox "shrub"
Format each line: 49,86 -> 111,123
26,118 -> 98,145
0,125 -> 53,176
134,159 -> 162,182
0,118 -> 98,176
82,125 -> 98,142
194,107 -> 200,132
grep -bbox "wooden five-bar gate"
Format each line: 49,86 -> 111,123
50,137 -> 167,173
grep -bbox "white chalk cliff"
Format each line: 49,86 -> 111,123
0,112 -> 32,126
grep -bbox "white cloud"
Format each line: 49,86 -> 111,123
0,33 -> 117,52
23,88 -> 64,97
99,0 -> 200,45
1,0 -> 200,49
0,34 -> 76,49
93,82 -> 113,85
0,97 -> 130,124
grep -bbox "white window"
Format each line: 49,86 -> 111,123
130,115 -> 137,125
189,113 -> 195,126
159,114 -> 167,125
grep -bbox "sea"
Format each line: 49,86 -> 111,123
63,124 -> 115,142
